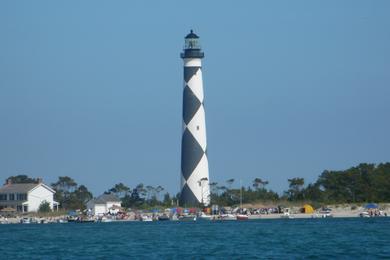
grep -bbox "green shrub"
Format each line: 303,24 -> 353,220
38,201 -> 51,213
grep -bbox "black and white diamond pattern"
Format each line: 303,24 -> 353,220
180,65 -> 210,206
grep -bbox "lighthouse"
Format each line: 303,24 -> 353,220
179,30 -> 210,206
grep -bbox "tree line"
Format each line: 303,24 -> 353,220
3,162 -> 390,210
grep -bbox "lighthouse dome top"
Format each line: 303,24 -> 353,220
185,30 -> 199,39
181,30 -> 204,59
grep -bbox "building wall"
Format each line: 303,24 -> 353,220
93,205 -> 107,216
28,185 -> 55,212
86,201 -> 121,216
106,201 -> 121,210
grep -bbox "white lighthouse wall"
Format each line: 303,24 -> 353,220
187,105 -> 207,151
186,154 -> 210,204
181,57 -> 211,205
184,58 -> 202,67
186,69 -> 204,101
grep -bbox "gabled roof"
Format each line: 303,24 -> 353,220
0,183 -> 55,194
0,183 -> 39,193
89,193 -> 121,204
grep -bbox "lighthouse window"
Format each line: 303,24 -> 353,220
197,126 -> 200,130
185,39 -> 200,49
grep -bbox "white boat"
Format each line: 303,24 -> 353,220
141,215 -> 153,222
280,208 -> 294,219
179,215 -> 196,221
198,213 -> 212,221
171,214 -> 179,221
220,214 -> 236,221
100,216 -> 113,222
20,217 -> 31,224
320,210 -> 333,218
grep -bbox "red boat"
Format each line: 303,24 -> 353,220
236,214 -> 249,220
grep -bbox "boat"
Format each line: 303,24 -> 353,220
179,215 -> 196,221
99,216 -> 113,222
72,216 -> 95,223
198,213 -> 212,221
320,210 -> 333,218
171,214 -> 179,221
280,208 -> 294,219
67,216 -> 78,222
20,217 -> 31,224
39,218 -> 48,224
141,215 -> 153,222
219,214 -> 236,221
234,180 -> 247,221
236,214 -> 249,220
158,214 -> 170,221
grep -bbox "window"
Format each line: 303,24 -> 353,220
8,194 -> 15,201
0,194 -> 6,201
17,193 -> 27,201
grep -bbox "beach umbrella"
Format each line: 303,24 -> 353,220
364,203 -> 378,209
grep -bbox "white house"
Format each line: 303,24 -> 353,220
86,193 -> 121,216
0,179 -> 58,213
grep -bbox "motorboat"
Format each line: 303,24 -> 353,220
320,210 -> 333,218
220,214 -> 236,221
99,216 -> 113,222
197,213 -> 212,221
141,215 -> 153,222
20,217 -> 31,224
236,214 -> 249,221
179,215 -> 196,222
67,216 -> 78,222
280,208 -> 294,219
158,214 -> 170,221
78,217 -> 95,223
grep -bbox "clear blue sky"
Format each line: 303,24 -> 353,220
1,1 -> 389,196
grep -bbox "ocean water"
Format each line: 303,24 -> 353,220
1,218 -> 389,259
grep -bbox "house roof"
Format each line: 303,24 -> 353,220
89,193 -> 121,204
0,183 -> 55,194
0,183 -> 39,193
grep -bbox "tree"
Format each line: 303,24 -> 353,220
226,179 -> 235,189
74,185 -> 93,205
122,187 -> 145,208
145,185 -> 155,201
51,177 -> 92,210
135,183 -> 147,199
287,178 -> 305,201
163,192 -> 171,206
209,182 -> 218,194
6,175 -> 38,184
109,183 -> 130,198
38,201 -> 51,213
52,176 -> 77,194
155,186 -> 164,201
252,178 -> 269,190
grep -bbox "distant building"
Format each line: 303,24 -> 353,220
86,193 -> 121,216
0,179 -> 58,212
